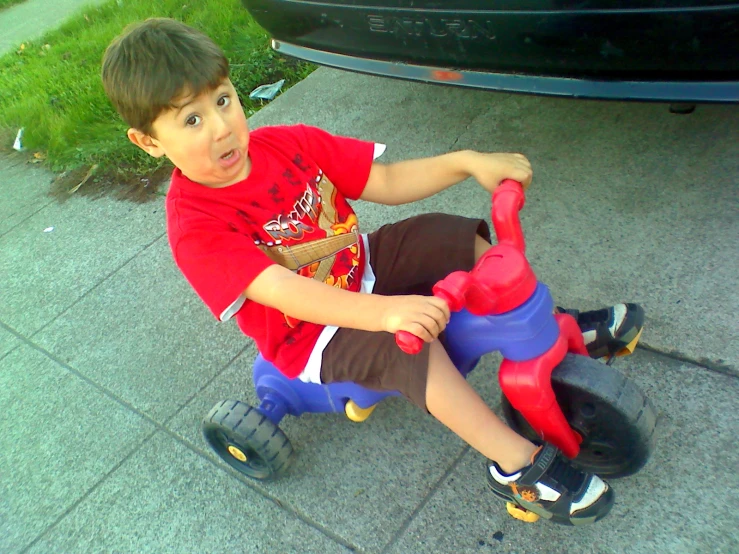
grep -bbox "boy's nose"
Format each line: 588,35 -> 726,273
213,114 -> 231,141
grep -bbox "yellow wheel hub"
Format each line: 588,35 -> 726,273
345,400 -> 377,422
227,445 -> 247,462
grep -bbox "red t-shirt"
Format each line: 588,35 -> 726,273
166,124 -> 375,378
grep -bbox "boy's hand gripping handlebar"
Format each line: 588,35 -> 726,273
395,179 -> 535,354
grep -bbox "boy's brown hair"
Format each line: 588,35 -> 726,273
101,18 -> 229,136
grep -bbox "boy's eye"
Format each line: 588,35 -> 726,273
185,114 -> 201,127
217,94 -> 231,107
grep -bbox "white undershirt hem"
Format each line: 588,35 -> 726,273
297,233 -> 376,384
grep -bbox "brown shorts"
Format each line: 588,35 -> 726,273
320,213 -> 490,411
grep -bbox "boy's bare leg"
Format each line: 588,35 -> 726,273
475,233 -> 493,261
425,340 -> 537,474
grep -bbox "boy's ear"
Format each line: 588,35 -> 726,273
127,128 -> 165,158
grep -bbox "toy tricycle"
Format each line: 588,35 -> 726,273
202,180 -> 656,494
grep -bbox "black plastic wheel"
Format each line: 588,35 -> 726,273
202,399 -> 295,481
501,354 -> 657,478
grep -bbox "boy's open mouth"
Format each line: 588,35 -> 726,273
218,148 -> 241,169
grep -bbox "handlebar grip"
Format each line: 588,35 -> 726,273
492,179 -> 526,253
495,179 -> 525,202
395,330 -> 424,355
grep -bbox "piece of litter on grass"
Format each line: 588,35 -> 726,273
43,227 -> 54,233
12,128 -> 24,151
249,79 -> 285,101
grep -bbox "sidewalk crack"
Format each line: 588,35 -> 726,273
381,446 -> 470,554
638,343 -> 737,378
19,430 -> 158,554
167,431 -> 367,553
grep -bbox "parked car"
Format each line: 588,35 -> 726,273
241,0 -> 739,103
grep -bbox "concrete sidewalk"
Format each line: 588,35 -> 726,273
1,4 -> 738,554
2,68 -> 738,553
0,0 -> 108,55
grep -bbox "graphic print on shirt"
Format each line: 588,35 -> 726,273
256,171 -> 360,328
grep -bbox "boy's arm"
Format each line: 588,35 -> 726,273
360,150 -> 533,206
244,265 -> 451,343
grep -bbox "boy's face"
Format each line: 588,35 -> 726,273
129,79 -> 250,188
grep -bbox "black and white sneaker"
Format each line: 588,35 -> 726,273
487,444 -> 614,525
558,303 -> 645,359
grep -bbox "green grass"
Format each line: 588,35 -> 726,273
0,0 -> 25,11
0,0 -> 314,193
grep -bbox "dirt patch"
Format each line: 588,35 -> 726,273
48,162 -> 173,204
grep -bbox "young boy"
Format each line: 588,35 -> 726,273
102,18 -> 644,526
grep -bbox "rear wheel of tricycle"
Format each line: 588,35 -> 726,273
202,399 -> 294,481
500,354 -> 657,478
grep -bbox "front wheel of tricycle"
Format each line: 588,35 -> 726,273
202,399 -> 295,481
501,354 -> 657,478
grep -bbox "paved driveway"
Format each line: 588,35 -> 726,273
1,68 -> 737,553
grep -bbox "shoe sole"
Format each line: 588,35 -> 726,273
592,304 -> 645,359
487,482 -> 615,526
615,327 -> 643,357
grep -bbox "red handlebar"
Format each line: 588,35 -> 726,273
395,180 -> 529,355
493,179 -> 526,253
395,330 -> 424,355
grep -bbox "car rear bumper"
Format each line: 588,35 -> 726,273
273,39 -> 739,102
244,0 -> 739,102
